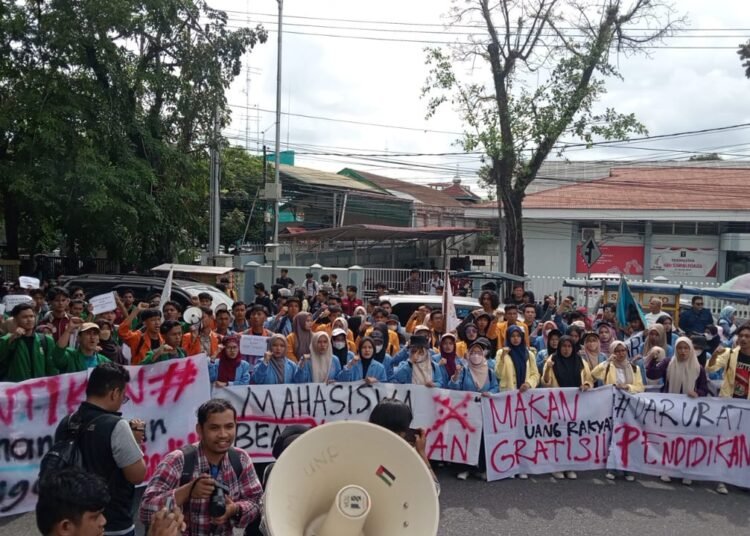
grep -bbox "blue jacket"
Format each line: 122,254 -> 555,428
536,349 -> 550,371
390,347 -> 439,374
208,359 -> 251,386
252,358 -> 297,384
336,357 -> 388,383
447,365 -> 499,393
391,360 -> 444,387
678,308 -> 713,335
293,356 -> 342,383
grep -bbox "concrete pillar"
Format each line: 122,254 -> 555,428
643,221 -> 653,281
243,261 -> 261,301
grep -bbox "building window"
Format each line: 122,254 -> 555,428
674,222 -> 696,235
652,222 -> 673,234
622,221 -> 644,235
697,222 -> 719,235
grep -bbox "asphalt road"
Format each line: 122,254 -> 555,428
2,469 -> 747,535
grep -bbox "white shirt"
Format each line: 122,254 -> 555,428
428,278 -> 444,295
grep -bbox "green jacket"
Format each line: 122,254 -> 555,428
141,347 -> 187,365
0,333 -> 58,382
51,346 -> 111,374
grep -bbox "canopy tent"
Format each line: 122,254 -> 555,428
278,224 -> 482,266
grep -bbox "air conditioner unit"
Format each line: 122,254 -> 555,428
581,227 -> 601,242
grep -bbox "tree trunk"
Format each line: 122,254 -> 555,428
501,188 -> 525,276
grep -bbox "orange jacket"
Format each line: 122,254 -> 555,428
118,323 -> 164,365
181,331 -> 220,358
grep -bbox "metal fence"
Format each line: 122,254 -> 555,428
362,268 -> 448,295
525,275 -> 748,319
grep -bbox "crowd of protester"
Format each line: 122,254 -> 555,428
2,274 -> 749,535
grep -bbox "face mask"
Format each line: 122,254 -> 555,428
469,352 -> 484,365
375,344 -> 384,353
333,341 -> 346,350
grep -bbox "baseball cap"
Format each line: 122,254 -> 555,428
332,328 -> 348,338
79,322 -> 100,333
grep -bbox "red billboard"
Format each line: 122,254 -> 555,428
576,244 -> 644,275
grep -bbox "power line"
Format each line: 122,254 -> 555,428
224,9 -> 750,33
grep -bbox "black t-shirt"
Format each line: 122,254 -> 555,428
733,352 -> 750,399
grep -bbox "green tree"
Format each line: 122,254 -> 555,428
218,146 -> 265,249
739,39 -> 750,77
423,0 -> 681,275
0,1 -> 266,267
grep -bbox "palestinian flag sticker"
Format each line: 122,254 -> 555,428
376,465 -> 396,487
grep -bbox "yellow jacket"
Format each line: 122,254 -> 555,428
591,360 -> 645,393
456,341 -> 467,358
360,327 -> 400,356
495,321 -> 530,348
494,347 -> 540,390
542,357 -> 594,388
707,347 -> 749,399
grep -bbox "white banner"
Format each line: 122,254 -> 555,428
0,355 -> 210,517
650,247 -> 718,278
482,386 -> 614,481
214,383 -> 484,465
608,390 -> 750,487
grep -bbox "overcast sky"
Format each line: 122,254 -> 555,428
210,0 -> 750,195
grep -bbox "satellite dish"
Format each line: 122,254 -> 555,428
264,421 -> 439,536
183,306 -> 203,326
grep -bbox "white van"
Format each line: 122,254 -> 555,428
380,294 -> 481,325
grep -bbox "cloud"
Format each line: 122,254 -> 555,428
214,0 -> 750,188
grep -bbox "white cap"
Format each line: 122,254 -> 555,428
332,328 -> 348,338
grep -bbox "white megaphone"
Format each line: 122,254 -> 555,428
183,306 -> 203,326
263,421 -> 440,536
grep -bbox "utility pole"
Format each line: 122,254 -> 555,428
208,106 -> 221,262
268,0 -> 283,277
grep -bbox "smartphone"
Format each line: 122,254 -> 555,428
404,428 -> 420,445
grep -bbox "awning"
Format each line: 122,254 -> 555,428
279,224 -> 482,242
151,263 -> 236,275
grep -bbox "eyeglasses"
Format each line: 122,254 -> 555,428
695,302 -> 704,306
121,393 -> 130,405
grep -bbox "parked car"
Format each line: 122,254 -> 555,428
381,294 -> 481,326
61,274 -> 233,312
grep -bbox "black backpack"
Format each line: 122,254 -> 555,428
38,412 -> 107,481
178,444 -> 244,486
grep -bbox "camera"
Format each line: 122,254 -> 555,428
208,481 -> 231,518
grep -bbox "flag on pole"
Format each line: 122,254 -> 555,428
443,268 -> 460,333
159,265 -> 174,314
616,277 -> 647,329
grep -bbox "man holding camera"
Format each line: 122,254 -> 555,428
54,362 -> 147,536
140,399 -> 262,536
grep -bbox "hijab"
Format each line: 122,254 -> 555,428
292,312 -> 313,358
666,336 -> 701,395
608,340 -> 634,385
467,342 -> 489,389
410,345 -> 433,386
268,334 -> 288,382
358,337 -> 376,378
704,325 -> 722,353
642,324 -> 668,355
462,322 -> 479,344
582,333 -> 601,369
332,334 -> 349,368
370,323 -> 389,363
541,321 -> 558,346
567,325 -> 584,356
598,325 -> 616,355
309,331 -> 332,383
506,325 -> 527,389
217,335 -> 242,383
552,335 -> 583,388
546,329 -> 562,356
440,333 -> 458,378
